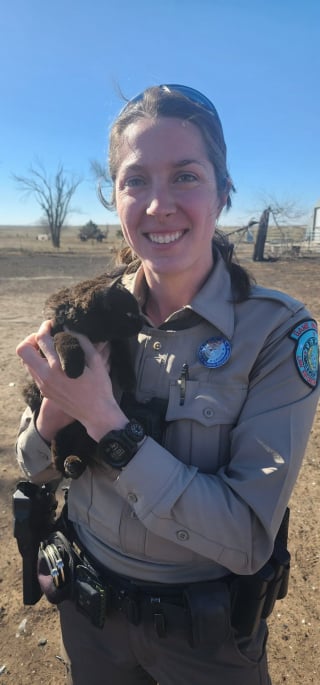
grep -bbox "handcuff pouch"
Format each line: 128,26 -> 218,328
37,531 -> 74,604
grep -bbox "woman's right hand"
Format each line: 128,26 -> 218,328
17,328 -> 74,442
35,396 -> 74,443
17,320 -> 128,443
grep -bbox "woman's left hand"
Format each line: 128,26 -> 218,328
16,320 -> 128,441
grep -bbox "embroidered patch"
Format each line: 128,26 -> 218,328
290,319 -> 319,387
198,337 -> 231,368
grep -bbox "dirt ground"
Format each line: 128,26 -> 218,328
0,230 -> 319,684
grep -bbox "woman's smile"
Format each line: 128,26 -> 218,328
145,230 -> 187,244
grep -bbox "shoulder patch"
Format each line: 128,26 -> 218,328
290,319 -> 319,388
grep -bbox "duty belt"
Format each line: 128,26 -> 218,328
38,508 -> 290,644
73,551 -> 231,641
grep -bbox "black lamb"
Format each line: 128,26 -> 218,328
23,274 -> 144,479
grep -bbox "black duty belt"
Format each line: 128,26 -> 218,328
73,546 -> 231,640
37,509 -> 291,644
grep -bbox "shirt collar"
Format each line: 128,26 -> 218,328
189,252 -> 235,338
122,252 -> 235,339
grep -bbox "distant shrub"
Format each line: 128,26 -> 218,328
78,221 -> 105,242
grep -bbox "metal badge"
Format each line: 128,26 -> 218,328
290,319 -> 319,388
198,337 -> 231,368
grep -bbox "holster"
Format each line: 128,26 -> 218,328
183,581 -> 231,649
231,508 -> 291,638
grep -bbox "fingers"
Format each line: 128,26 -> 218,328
16,320 -> 55,369
17,321 -> 109,403
95,341 -> 111,371
63,330 -> 101,370
35,320 -> 58,364
16,333 -> 43,371
16,331 -> 39,356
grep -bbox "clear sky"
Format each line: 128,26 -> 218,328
1,0 -> 319,228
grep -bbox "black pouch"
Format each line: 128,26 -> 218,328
262,544 -> 291,618
183,581 -> 231,649
230,562 -> 275,638
37,531 -> 75,604
74,564 -> 109,629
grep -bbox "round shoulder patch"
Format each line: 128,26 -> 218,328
290,319 -> 319,388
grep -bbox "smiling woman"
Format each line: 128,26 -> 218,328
114,117 -> 221,319
15,85 -> 319,685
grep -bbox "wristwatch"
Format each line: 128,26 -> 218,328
97,419 -> 145,469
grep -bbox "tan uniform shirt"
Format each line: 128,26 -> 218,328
16,255 -> 319,583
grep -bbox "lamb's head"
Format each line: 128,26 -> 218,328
46,276 -> 144,380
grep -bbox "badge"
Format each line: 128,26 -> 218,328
198,337 -> 231,368
290,319 -> 319,388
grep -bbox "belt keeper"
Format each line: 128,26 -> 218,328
153,612 -> 167,638
123,596 -> 140,625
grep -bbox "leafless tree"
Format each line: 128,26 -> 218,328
253,193 -> 308,224
13,162 -> 82,248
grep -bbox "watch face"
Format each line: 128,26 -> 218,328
98,420 -> 145,469
107,440 -> 127,465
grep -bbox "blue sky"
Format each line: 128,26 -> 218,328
1,0 -> 319,228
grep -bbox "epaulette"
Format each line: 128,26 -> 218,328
249,285 -> 304,314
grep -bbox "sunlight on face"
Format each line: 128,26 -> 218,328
115,117 -> 222,285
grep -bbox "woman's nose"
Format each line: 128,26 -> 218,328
145,185 -> 176,218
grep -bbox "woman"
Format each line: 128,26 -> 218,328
16,85 -> 319,685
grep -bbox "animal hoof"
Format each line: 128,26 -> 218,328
63,455 -> 87,479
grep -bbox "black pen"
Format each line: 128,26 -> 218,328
178,363 -> 189,406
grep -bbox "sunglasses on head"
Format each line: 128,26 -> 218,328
124,83 -> 222,125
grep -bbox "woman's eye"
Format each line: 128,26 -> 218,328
175,173 -> 197,183
124,177 -> 145,188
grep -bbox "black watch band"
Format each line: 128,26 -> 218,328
97,419 -> 145,469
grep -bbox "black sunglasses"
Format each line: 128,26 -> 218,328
123,83 -> 222,126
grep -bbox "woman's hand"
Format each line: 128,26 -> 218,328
16,320 -> 128,442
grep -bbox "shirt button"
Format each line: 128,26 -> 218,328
176,530 -> 189,542
203,407 -> 214,419
153,341 -> 162,350
127,492 -> 138,504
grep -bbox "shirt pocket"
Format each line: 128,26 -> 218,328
164,380 -> 248,472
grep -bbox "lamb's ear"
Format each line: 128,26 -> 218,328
53,332 -> 86,378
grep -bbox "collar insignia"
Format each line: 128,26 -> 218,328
198,337 -> 231,369
290,319 -> 319,388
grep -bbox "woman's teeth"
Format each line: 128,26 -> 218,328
148,231 -> 184,244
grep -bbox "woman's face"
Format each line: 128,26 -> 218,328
114,116 -> 223,283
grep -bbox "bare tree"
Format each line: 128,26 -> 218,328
253,193 -> 308,224
13,162 -> 82,248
